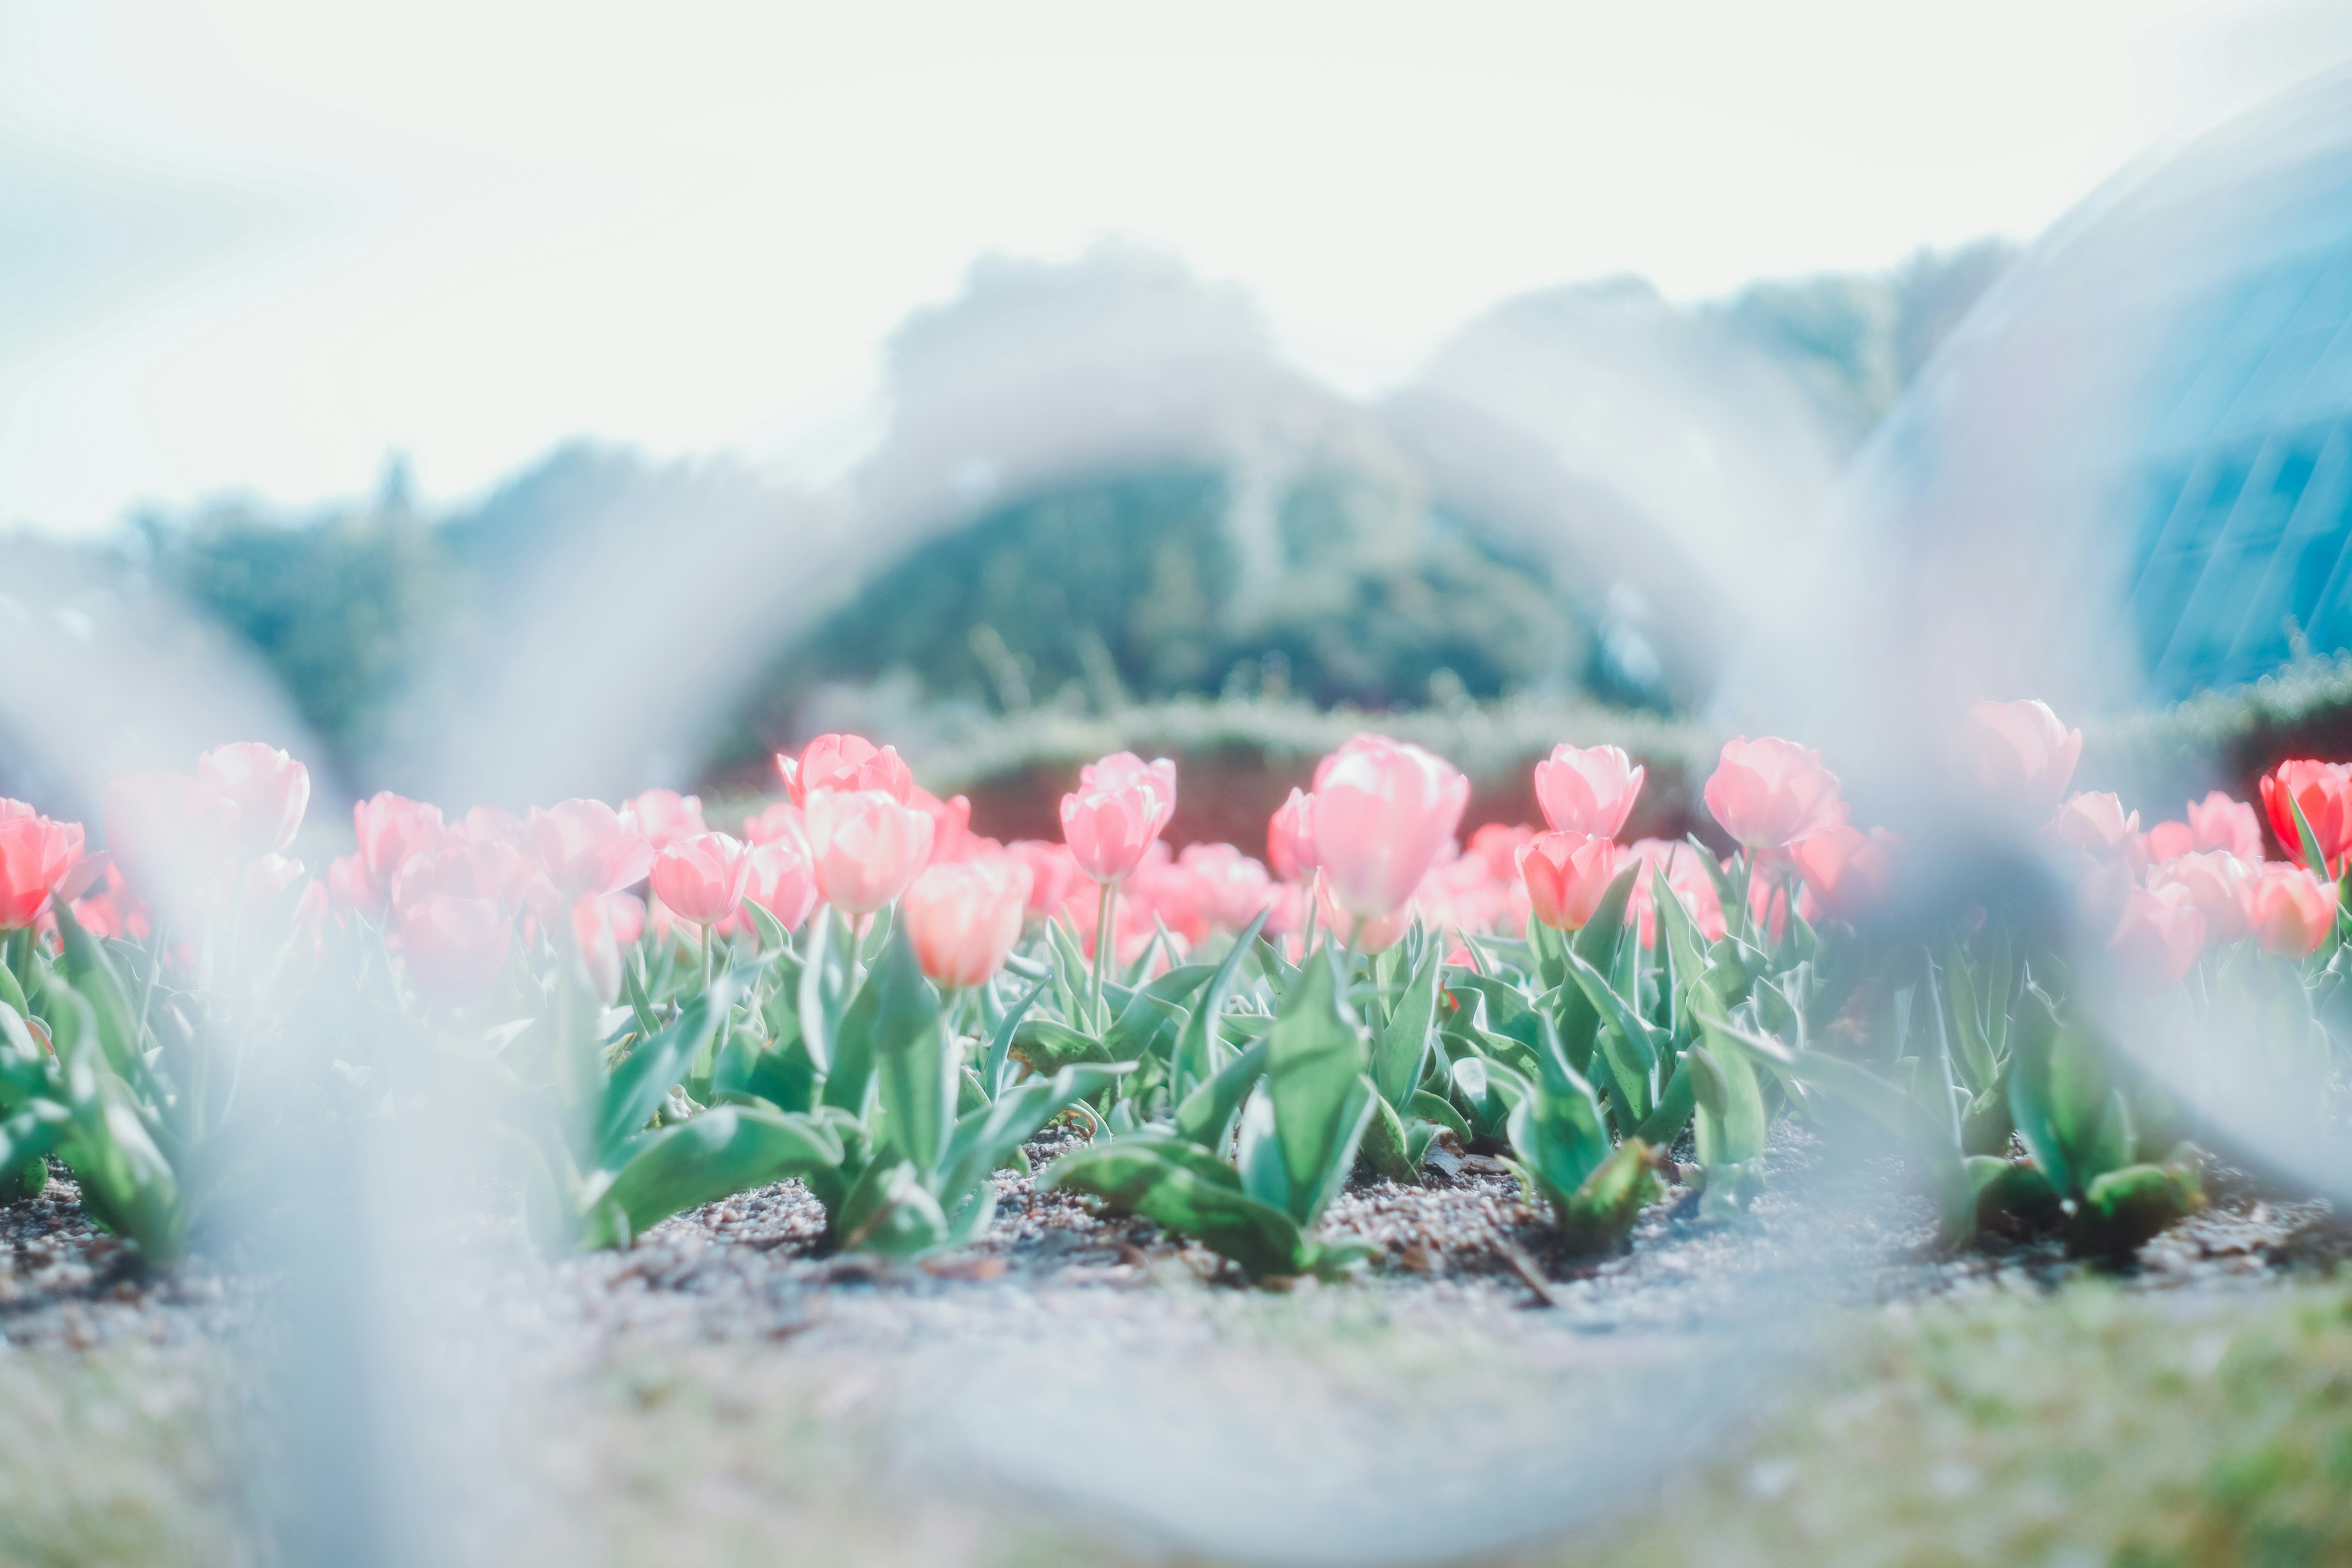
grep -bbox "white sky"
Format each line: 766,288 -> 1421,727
4,0 -> 2350,533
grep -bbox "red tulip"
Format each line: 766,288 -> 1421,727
1533,744 -> 1645,839
354,792 -> 448,891
106,772 -> 238,912
1267,787 -> 1318,882
1313,872 -> 1412,955
781,733 -> 913,808
1310,734 -> 1469,920
1791,824 -> 1899,922
803,788 -> 934,913
0,809 -> 86,931
1964,699 -> 2082,812
2241,862 -> 2337,957
624,789 -> 707,851
2261,760 -> 2352,872
733,839 -> 820,934
1060,752 -> 1177,883
529,800 -> 655,899
195,742 -> 311,859
1517,831 -> 1618,931
903,854 -> 1033,989
2049,791 -> 2141,861
2109,883 -> 2204,988
2147,851 -> 2251,944
1703,737 -> 1845,851
649,832 -> 753,926
396,894 -> 511,1004
1179,842 -> 1276,932
2185,791 -> 2264,863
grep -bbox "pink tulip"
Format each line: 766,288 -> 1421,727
1791,824 -> 1899,922
529,800 -> 655,899
569,892 -> 635,1004
235,853 -> 308,913
1060,752 -> 1177,883
781,733 -> 914,807
2241,862 -> 2338,957
1749,873 -> 1791,946
1626,839 -> 1725,948
741,801 -> 807,848
1313,872 -> 1412,956
1127,843 -> 1212,944
649,832 -> 753,926
396,894 -> 512,1004
2261,760 -> 2352,872
1060,870 -> 1170,967
72,863 -> 151,943
1703,737 -> 1845,851
0,809 -> 86,931
1005,839 -> 1084,918
803,788 -> 935,913
106,772 -> 238,911
1533,744 -> 1645,839
2140,820 -> 2196,863
326,853 -> 382,918
2108,883 -> 2204,989
1965,699 -> 2082,812
391,839 -> 533,918
1179,842 -> 1276,932
1518,831 -> 1618,930
1466,823 -> 1537,881
457,805 -> 526,846
1267,787 -> 1319,882
1310,734 -> 1469,920
2185,791 -> 2264,863
2147,851 -> 2252,944
2049,791 -> 2141,861
195,742 -> 311,859
910,785 -> 973,864
354,792 -> 448,891
624,788 -> 707,851
734,839 -> 820,934
903,854 -> 1033,989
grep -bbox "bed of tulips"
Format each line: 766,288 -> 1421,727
1,695 -> 2350,1281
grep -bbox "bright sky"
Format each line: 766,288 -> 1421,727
4,0 -> 2349,533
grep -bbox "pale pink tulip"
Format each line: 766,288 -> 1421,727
903,855 -> 1033,989
2262,760 -> 2352,872
106,772 -> 238,911
570,892 -> 633,1004
1965,699 -> 2082,812
1703,737 -> 1844,851
2185,791 -> 2264,862
354,792 -> 447,891
2140,820 -> 2196,863
782,733 -> 914,807
1310,735 -> 1469,920
1518,831 -> 1618,930
2049,791 -> 2141,861
1005,839 -> 1084,918
2108,884 -> 2204,989
529,800 -> 655,899
0,810 -> 85,931
457,805 -> 526,846
391,839 -> 532,918
1178,842 -> 1276,932
72,863 -> 151,943
624,788 -> 707,851
1313,872 -> 1412,955
803,788 -> 935,913
397,894 -> 511,1004
2241,862 -> 2338,957
1790,824 -> 1899,922
1060,752 -> 1176,883
1533,744 -> 1645,839
741,801 -> 807,848
2147,851 -> 2252,944
1466,823 -> 1537,881
910,785 -> 973,864
235,853 -> 308,913
649,832 -> 753,926
1267,787 -> 1318,882
195,742 -> 311,859
734,839 -> 820,934
326,853 -> 381,917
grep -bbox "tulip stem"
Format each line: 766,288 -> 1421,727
700,922 -> 714,992
1091,879 -> 1116,1028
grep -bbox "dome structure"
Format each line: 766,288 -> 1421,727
1772,67 -> 2352,744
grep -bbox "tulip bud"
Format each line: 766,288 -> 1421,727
782,734 -> 914,808
1964,699 -> 2082,813
803,788 -> 935,913
1532,744 -> 1645,839
732,839 -> 819,936
903,855 -> 1033,989
195,742 -> 311,859
355,792 -> 448,890
648,832 -> 753,927
1060,753 -> 1177,883
1703,737 -> 1844,850
1517,831 -> 1618,930
1267,787 -> 1318,882
2260,760 -> 2352,872
2241,862 -> 2338,957
1310,734 -> 1468,921
2108,883 -> 2205,989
